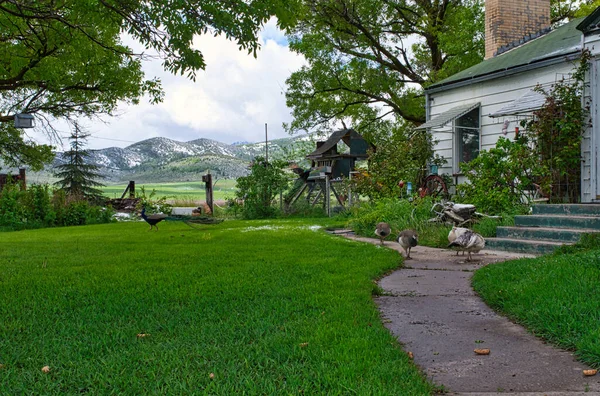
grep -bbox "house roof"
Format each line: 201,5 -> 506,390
415,102 -> 480,130
427,17 -> 584,93
577,6 -> 600,34
306,129 -> 372,159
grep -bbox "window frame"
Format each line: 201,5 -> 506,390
453,107 -> 481,173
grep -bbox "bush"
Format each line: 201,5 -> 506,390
457,137 -> 540,215
235,158 -> 289,219
0,183 -> 114,231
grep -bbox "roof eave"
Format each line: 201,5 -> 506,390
426,51 -> 581,95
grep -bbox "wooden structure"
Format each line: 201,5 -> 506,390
202,172 -> 214,215
120,181 -> 136,199
0,168 -> 26,191
289,129 -> 373,215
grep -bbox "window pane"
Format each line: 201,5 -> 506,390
458,127 -> 479,163
456,108 -> 479,128
456,107 -> 480,165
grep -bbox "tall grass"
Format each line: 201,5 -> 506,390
0,219 -> 432,394
347,197 -> 516,247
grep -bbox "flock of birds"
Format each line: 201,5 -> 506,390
375,222 -> 485,261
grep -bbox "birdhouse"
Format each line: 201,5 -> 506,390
428,164 -> 438,175
14,113 -> 34,129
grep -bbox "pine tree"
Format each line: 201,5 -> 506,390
53,124 -> 105,203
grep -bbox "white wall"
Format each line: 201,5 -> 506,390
428,61 -> 580,189
582,34 -> 600,202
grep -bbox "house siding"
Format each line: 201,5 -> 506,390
428,61 -> 576,186
582,33 -> 600,201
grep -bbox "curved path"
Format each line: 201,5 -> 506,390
342,233 -> 600,395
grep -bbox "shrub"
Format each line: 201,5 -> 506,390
235,157 -> 289,219
0,183 -> 114,231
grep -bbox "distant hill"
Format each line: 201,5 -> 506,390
44,135 -> 316,183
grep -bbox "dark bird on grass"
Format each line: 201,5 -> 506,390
375,222 -> 391,246
447,229 -> 485,261
448,226 -> 470,256
141,206 -> 168,231
398,230 -> 418,259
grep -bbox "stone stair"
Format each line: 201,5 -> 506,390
484,204 -> 600,255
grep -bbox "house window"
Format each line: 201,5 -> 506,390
455,107 -> 480,169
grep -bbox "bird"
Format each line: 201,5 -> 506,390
374,222 -> 391,246
448,226 -> 470,256
398,229 -> 418,259
447,229 -> 485,261
141,206 -> 168,231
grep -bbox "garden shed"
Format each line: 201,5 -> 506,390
418,0 -> 600,202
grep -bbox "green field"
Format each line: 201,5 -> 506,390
0,219 -> 432,394
102,180 -> 238,204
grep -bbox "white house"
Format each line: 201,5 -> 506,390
419,0 -> 600,203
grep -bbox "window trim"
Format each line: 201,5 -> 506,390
453,106 -> 481,173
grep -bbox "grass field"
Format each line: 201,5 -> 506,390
472,249 -> 600,368
0,219 -> 432,394
102,180 -> 238,204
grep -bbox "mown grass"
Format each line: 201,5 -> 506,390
0,219 -> 432,394
472,247 -> 600,368
102,180 -> 238,203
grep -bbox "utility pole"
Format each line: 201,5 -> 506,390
265,123 -> 268,163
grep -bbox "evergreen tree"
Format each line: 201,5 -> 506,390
53,124 -> 105,203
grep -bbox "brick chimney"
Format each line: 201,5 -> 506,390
485,0 -> 551,59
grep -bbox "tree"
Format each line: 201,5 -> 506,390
53,124 -> 105,202
284,0 -> 588,136
0,0 -> 297,168
235,157 -> 289,218
284,0 -> 485,135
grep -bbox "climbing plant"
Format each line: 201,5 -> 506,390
521,49 -> 591,203
459,49 -> 591,211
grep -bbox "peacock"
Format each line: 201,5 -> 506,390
375,222 -> 391,246
447,229 -> 485,262
398,229 -> 418,259
141,206 -> 168,230
448,226 -> 470,256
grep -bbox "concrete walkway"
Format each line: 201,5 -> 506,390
342,233 -> 600,395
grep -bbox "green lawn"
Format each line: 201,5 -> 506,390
102,180 -> 238,203
472,250 -> 600,368
0,219 -> 432,394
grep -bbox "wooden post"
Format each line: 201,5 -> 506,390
203,172 -> 214,215
129,181 -> 135,198
325,175 -> 331,217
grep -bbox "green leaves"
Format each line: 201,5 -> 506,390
284,0 -> 485,134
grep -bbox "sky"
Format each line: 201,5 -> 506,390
43,19 -> 306,151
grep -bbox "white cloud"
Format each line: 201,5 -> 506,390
43,19 -> 305,150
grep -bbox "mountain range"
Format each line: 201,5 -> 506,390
45,135 -> 316,183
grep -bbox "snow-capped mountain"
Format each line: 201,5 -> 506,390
50,135 -> 315,182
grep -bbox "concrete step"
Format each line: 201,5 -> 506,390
495,226 -> 598,243
485,237 -> 565,255
514,214 -> 600,230
532,203 -> 600,216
